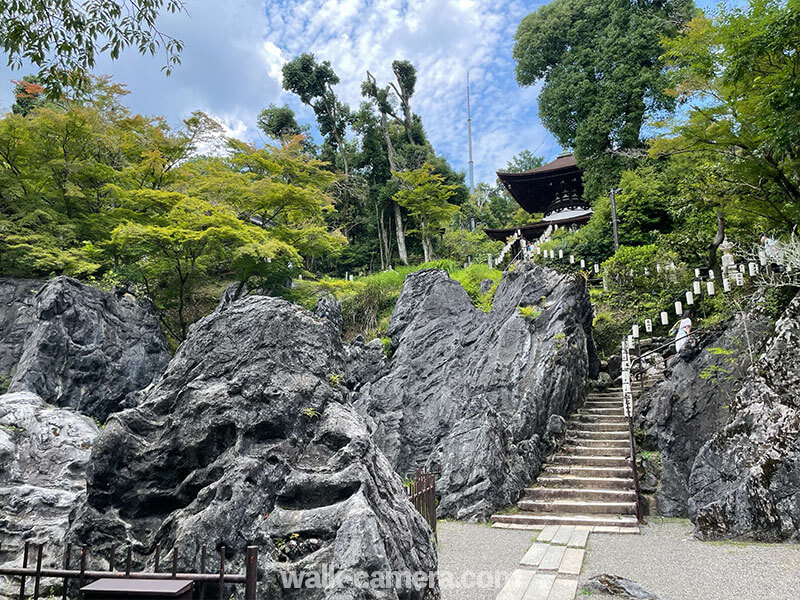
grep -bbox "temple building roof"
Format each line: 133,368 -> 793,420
485,152 -> 592,242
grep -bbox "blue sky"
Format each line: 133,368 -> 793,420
0,0 -> 717,186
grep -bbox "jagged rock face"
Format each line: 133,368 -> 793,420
0,392 -> 99,585
634,307 -> 773,517
68,296 -> 437,600
8,277 -> 170,421
689,292 -> 800,541
0,278 -> 45,385
355,264 -> 597,520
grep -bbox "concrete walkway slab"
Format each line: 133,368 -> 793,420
567,526 -> 591,548
547,578 -> 578,600
538,545 -> 567,572
537,525 -> 559,542
551,525 -> 575,546
520,543 -> 549,568
497,569 -> 534,600
522,573 -> 556,599
558,547 -> 584,575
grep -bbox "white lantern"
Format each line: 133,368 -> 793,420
695,268 -> 701,278
656,263 -> 662,273
749,262 -> 758,276
632,324 -> 640,338
627,334 -> 635,348
549,249 -> 555,259
559,249 -> 564,259
660,311 -> 669,325
693,281 -> 702,295
723,278 -> 731,292
644,267 -> 649,276
739,264 -> 746,273
570,255 -> 575,264
675,301 -> 683,315
645,319 -> 653,333
707,281 -> 715,295
536,247 -> 541,255
594,263 -> 600,274
580,259 -> 586,269
708,269 -> 715,280
736,273 -> 744,286
686,291 -> 694,305
758,250 -> 767,266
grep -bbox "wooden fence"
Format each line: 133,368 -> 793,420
0,542 -> 257,600
405,468 -> 437,537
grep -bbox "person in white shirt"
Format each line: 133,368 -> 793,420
675,310 -> 693,352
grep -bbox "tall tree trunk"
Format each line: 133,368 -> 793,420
394,202 -> 409,265
376,202 -> 386,270
708,206 -> 726,280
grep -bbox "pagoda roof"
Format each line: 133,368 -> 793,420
496,152 -> 583,214
484,211 -> 593,243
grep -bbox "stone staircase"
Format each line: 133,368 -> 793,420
492,384 -> 648,531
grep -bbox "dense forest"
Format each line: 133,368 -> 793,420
1,0 -> 798,349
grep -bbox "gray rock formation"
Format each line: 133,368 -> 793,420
634,305 -> 773,516
0,278 -> 45,387
8,277 -> 170,421
581,574 -> 660,599
0,392 -> 100,583
68,296 -> 437,600
689,292 -> 800,541
355,263 -> 598,520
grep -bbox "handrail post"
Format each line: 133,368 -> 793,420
244,547 -> 257,600
621,339 -> 644,524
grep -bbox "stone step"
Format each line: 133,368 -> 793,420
568,429 -> 629,440
583,403 -> 623,410
525,487 -> 636,502
572,413 -> 627,423
578,407 -> 625,415
544,464 -> 632,478
551,454 -> 630,467
565,438 -> 629,448
568,422 -> 630,432
561,445 -> 629,457
491,512 -> 640,529
518,499 -> 638,515
537,475 -> 634,490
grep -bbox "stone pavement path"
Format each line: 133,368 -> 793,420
494,524 -> 637,600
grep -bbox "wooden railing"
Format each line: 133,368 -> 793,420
405,468 -> 437,538
0,542 -> 257,600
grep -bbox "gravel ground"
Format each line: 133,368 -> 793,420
437,521 -> 536,600
580,518 -> 800,600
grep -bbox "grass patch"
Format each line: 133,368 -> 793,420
293,261 -> 502,340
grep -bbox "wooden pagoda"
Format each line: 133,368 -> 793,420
484,152 -> 592,242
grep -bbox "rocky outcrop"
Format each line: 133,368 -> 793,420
0,392 -> 100,581
689,292 -> 800,541
0,278 -> 45,387
7,277 -> 170,421
634,305 -> 773,516
68,296 -> 437,600
355,263 -> 597,520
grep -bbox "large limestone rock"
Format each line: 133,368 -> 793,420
68,296 -> 437,600
0,392 -> 100,584
0,278 -> 45,386
634,304 -> 773,516
355,263 -> 598,520
689,292 -> 800,541
8,277 -> 170,421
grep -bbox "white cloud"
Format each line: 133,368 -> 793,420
0,0 -> 561,184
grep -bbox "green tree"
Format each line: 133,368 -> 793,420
0,0 -> 184,95
654,0 -> 800,230
256,104 -> 313,151
513,0 -> 695,198
393,163 -> 459,262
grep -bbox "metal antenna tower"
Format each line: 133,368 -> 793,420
467,69 -> 475,195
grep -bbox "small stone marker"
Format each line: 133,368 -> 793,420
581,574 -> 660,599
